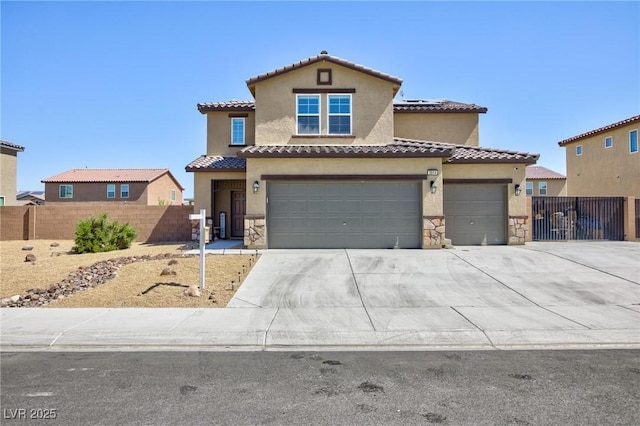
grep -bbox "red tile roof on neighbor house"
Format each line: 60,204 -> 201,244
557,115 -> 640,146
245,51 -> 403,93
42,168 -> 185,189
525,165 -> 566,180
197,99 -> 486,114
1,140 -> 25,152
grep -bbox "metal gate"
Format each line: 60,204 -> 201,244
531,196 -> 624,241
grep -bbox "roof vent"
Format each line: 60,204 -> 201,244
320,50 -> 328,55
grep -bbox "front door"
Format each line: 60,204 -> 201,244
231,191 -> 246,238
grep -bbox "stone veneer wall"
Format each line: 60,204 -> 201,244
244,215 -> 266,248
423,216 -> 445,248
508,216 -> 528,244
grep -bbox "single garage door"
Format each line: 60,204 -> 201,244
267,181 -> 421,249
443,184 -> 507,245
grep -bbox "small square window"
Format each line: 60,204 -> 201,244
605,136 -> 612,148
538,181 -> 547,196
107,184 -> 116,198
121,184 -> 129,198
630,130 -> 638,154
59,185 -> 73,199
576,145 -> 583,156
317,69 -> 332,85
526,182 -> 533,196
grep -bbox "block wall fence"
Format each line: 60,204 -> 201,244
0,205 -> 194,242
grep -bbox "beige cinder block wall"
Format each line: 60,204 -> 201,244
192,171 -> 246,216
0,148 -> 19,206
564,123 -> 640,196
245,157 -> 443,247
394,113 -> 480,146
206,111 -> 256,155
253,64 -> 395,146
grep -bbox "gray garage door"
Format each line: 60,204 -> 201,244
267,181 -> 421,249
443,184 -> 507,245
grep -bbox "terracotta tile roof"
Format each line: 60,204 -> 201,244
525,165 -> 566,180
197,100 -> 255,114
185,156 -> 247,172
237,142 -> 453,159
392,139 -> 539,164
42,169 -> 182,187
393,99 -> 487,113
245,52 -> 403,94
0,140 -> 25,152
197,99 -> 486,114
558,115 -> 640,146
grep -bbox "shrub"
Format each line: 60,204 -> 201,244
74,213 -> 137,254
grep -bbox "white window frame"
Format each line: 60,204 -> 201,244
576,145 -> 583,156
296,94 -> 321,135
526,181 -> 533,196
121,184 -> 129,199
327,93 -> 352,135
107,184 -> 116,199
538,181 -> 547,196
630,129 -> 638,154
170,189 -> 176,202
0,196 -> 5,206
605,136 -> 613,149
230,117 -> 245,145
59,184 -> 73,199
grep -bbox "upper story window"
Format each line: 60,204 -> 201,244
576,145 -> 583,156
538,181 -> 547,195
605,136 -> 613,148
328,94 -> 351,135
231,117 -> 245,145
630,130 -> 638,154
296,95 -> 320,135
170,189 -> 176,202
526,181 -> 533,196
121,184 -> 129,198
107,184 -> 116,198
59,185 -> 73,199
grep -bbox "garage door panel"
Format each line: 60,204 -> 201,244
268,181 -> 421,249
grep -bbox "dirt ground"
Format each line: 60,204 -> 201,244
0,240 -> 258,308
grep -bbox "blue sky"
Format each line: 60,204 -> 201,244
2,1 -> 639,198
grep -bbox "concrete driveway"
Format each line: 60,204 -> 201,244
228,242 -> 640,348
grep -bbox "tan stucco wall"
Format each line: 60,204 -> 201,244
0,149 -> 19,206
564,123 -> 640,196
44,182 -> 149,205
443,163 -> 528,216
253,63 -> 395,145
206,111 -> 256,156
394,113 -> 480,146
146,174 -> 184,206
245,158 -> 444,243
192,171 -> 246,216
526,179 -> 567,196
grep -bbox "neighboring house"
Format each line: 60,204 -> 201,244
42,169 -> 184,205
558,115 -> 640,196
186,51 -> 539,249
0,140 -> 25,206
16,190 -> 45,206
525,166 -> 567,196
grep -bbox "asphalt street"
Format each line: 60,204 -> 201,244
1,350 -> 639,425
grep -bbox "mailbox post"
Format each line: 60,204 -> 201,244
189,209 -> 207,289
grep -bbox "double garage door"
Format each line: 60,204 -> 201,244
443,184 -> 507,245
267,181 -> 421,249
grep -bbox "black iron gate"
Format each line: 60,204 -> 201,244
531,196 -> 624,241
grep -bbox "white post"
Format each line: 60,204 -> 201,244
199,208 -> 206,289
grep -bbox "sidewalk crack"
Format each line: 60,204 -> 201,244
345,249 -> 376,331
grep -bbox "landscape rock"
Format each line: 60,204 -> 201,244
160,268 -> 177,276
50,242 -> 60,247
184,285 -> 201,297
22,245 -> 34,251
25,253 -> 37,263
168,259 -> 179,266
10,295 -> 21,303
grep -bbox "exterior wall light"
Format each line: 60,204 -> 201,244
430,180 -> 438,194
253,181 -> 260,194
515,184 -> 522,196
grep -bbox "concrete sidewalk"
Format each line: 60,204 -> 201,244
1,242 -> 639,351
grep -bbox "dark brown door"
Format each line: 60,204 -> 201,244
231,191 -> 246,238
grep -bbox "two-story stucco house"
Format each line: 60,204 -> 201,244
558,115 -> 640,196
0,140 -> 25,207
187,52 -> 539,249
525,166 -> 567,197
42,168 -> 184,205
